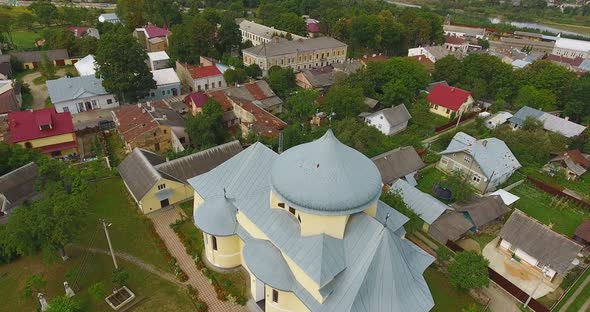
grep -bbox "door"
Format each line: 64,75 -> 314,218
85,102 -> 92,111
255,278 -> 265,302
160,198 -> 169,208
55,60 -> 65,66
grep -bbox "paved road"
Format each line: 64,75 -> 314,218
149,206 -> 246,312
9,1 -> 116,9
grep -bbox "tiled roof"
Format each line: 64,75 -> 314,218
67,26 -> 89,37
206,90 -> 234,111
233,98 -> 287,137
142,24 -> 170,38
426,84 -> 472,111
181,63 -> 222,79
8,108 -> 74,143
546,54 -> 584,67
184,91 -> 209,108
361,55 -> 388,64
445,35 -> 465,45
112,101 -> 185,144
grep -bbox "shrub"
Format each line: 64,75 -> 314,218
111,268 -> 130,286
214,284 -> 227,300
436,246 -> 453,262
88,282 -> 106,301
195,301 -> 208,312
448,251 -> 490,290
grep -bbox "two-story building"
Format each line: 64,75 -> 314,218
47,76 -> 119,114
134,24 -> 170,52
0,80 -> 22,116
552,37 -> 590,59
437,132 -> 521,193
176,61 -> 227,92
144,68 -> 181,101
242,37 -> 347,76
8,108 -> 78,158
239,20 -> 305,46
147,51 -> 170,70
188,130 -> 435,312
426,84 -> 473,119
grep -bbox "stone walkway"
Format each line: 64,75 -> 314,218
558,268 -> 590,312
148,206 -> 246,312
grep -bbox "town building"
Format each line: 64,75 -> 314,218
188,130 -> 435,312
443,24 -> 486,39
0,80 -> 22,115
147,51 -> 170,70
8,108 -> 78,158
544,149 -> 590,180
144,68 -> 181,101
242,37 -> 347,75
444,35 -> 469,53
111,101 -> 189,154
176,61 -> 227,92
183,91 -> 209,115
509,106 -> 587,138
98,13 -> 120,24
305,18 -> 321,37
239,20 -> 305,46
363,105 -> 411,136
371,146 -> 425,186
47,75 -> 119,114
67,26 -> 100,39
231,97 -> 287,138
295,66 -> 339,91
437,132 -> 521,193
74,55 -> 97,76
552,37 -> 590,59
134,24 -> 170,52
118,141 -> 242,214
0,162 -> 39,223
426,84 -> 473,118
497,210 -> 583,281
407,46 -> 463,63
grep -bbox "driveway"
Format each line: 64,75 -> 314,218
148,206 -> 246,312
483,238 -> 558,299
21,68 -> 67,110
482,283 -> 521,312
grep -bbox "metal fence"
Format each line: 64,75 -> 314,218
527,176 -> 590,210
434,112 -> 478,133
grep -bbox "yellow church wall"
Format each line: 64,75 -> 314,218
17,133 -> 76,149
282,253 -> 324,303
203,233 -> 241,269
364,202 -> 378,217
265,285 -> 311,312
237,211 -> 269,240
139,178 -> 191,214
298,211 -> 348,239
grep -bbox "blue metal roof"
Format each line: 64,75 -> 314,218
390,179 -> 449,225
193,196 -> 238,236
270,130 -> 382,216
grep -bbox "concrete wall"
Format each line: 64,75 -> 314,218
53,94 -> 119,114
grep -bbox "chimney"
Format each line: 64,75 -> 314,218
482,140 -> 488,147
162,114 -> 167,120
565,116 -> 570,121
147,101 -> 151,107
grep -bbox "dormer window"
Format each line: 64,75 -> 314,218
24,142 -> 32,149
278,202 -> 285,209
40,124 -> 51,131
288,207 -> 295,215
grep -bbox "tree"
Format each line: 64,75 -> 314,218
433,55 -> 462,85
223,68 -> 247,85
0,143 -> 43,175
144,0 -> 182,26
565,73 -> 590,122
111,268 -> 130,286
168,16 -> 215,64
95,25 -> 155,103
380,191 -> 423,233
245,64 -> 262,78
43,28 -> 76,53
267,66 -> 296,97
22,274 -> 47,298
448,251 -> 490,290
272,13 -> 307,36
116,0 -> 145,29
30,1 -> 59,27
14,13 -> 34,32
47,295 -> 81,312
216,16 -> 242,55
286,89 -> 318,123
514,85 -> 557,111
516,60 -> 576,105
39,54 -> 57,81
377,11 -> 406,56
185,100 -> 226,149
324,85 -> 365,119
88,282 -> 106,301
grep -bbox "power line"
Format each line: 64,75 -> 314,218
71,225 -> 100,291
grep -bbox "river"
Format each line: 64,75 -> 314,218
489,17 -> 589,38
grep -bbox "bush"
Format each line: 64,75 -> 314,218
111,268 -> 130,286
448,251 -> 490,290
436,246 -> 453,262
88,282 -> 106,301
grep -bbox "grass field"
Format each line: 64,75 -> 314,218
510,181 -> 590,237
425,267 -> 482,311
11,31 -> 43,51
552,267 -> 590,312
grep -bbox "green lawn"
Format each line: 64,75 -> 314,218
425,267 -> 482,311
416,166 -> 452,201
76,178 -> 171,271
524,166 -> 590,202
11,31 -> 42,51
552,267 -> 590,312
510,181 -> 590,237
179,200 -> 194,217
0,248 -> 194,312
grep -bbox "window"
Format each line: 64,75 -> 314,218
472,174 -> 481,183
167,90 -> 170,94
51,150 -> 62,157
463,156 -> 470,163
63,107 -> 69,113
446,109 -> 450,114
278,203 -> 285,208
157,184 -> 166,190
40,124 -> 51,130
92,100 -> 98,108
289,207 -> 296,215
162,90 -> 166,95
434,105 -> 438,110
211,235 -> 218,251
205,83 -> 208,90
298,215 -> 301,223
155,143 -> 160,151
24,142 -> 33,149
272,289 -> 278,303
107,99 -> 113,104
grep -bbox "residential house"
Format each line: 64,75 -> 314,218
231,97 -> 287,138
428,210 -> 474,243
242,37 -> 347,76
409,55 -> 435,73
183,91 -> 209,115
47,75 -> 119,114
118,141 -> 242,214
574,220 -> 590,246
67,26 -> 100,39
8,108 -> 78,158
144,68 -> 181,101
147,51 -> 170,70
364,105 -> 411,136
134,24 -> 170,52
0,162 -> 39,222
188,130 -> 435,312
509,106 -> 587,138
444,35 -> 469,53
0,80 -> 22,115
437,132 -> 521,193
295,66 -> 339,91
98,13 -> 120,24
454,195 -> 510,231
111,101 -> 188,154
498,210 -> 583,281
485,111 -> 513,129
390,179 -> 450,232
10,49 -> 73,70
206,90 -> 240,128
443,25 -> 486,39
360,54 -> 388,66
0,55 -> 12,78
176,61 -> 227,92
407,46 -> 463,63
371,146 -> 425,186
238,20 -> 305,46
426,84 -> 473,119
364,97 -> 380,112
305,18 -> 321,37
74,55 -> 97,76
219,80 -> 283,113
332,59 -> 364,75
552,37 -> 590,59
544,149 -> 590,180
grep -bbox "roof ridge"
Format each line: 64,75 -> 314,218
135,148 -> 163,180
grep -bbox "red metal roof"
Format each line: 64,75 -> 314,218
567,150 -> 590,168
143,24 -> 170,38
8,108 -> 75,143
67,26 -> 89,38
546,54 -> 584,67
191,64 -> 222,79
426,84 -> 472,112
445,35 -> 465,45
244,83 -> 267,100
184,91 -> 209,108
307,22 -> 321,33
39,141 -> 77,153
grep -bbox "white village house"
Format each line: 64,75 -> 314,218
364,105 -> 411,136
47,76 -> 119,114
144,68 -> 181,101
147,51 -> 170,70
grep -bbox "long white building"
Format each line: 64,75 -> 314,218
239,20 -> 305,46
552,37 -> 590,59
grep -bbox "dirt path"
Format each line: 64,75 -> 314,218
558,270 -> 590,312
21,68 -> 67,110
69,244 -> 184,287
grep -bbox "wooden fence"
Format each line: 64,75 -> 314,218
445,241 -> 550,312
527,176 -> 590,210
434,112 -> 478,133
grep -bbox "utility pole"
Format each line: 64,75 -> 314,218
524,265 -> 548,308
101,220 -> 118,269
